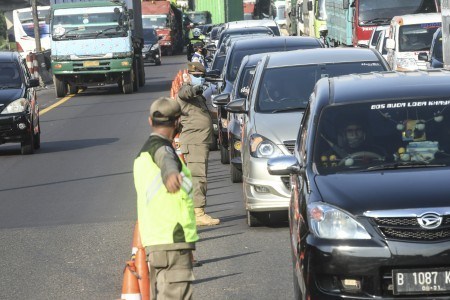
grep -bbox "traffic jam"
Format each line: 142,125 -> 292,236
2,0 -> 450,299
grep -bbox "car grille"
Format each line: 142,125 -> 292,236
73,61 -> 111,72
0,124 -> 12,133
373,216 -> 450,241
283,140 -> 295,154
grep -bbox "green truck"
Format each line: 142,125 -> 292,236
49,0 -> 144,97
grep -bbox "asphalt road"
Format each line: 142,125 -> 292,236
0,54 -> 293,300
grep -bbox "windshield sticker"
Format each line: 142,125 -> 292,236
421,23 -> 441,29
371,100 -> 450,110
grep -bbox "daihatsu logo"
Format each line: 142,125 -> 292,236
417,213 -> 442,229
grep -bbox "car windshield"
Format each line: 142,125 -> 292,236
314,99 -> 450,175
142,14 -> 167,29
187,13 -> 207,25
0,62 -> 21,88
358,0 -> 438,25
237,66 -> 256,98
256,62 -> 386,113
52,6 -> 126,40
143,28 -> 158,43
399,23 -> 440,52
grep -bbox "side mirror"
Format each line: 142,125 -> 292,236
206,44 -> 216,51
267,155 -> 301,176
418,52 -> 429,61
212,93 -> 230,106
205,56 -> 212,62
205,70 -> 222,82
343,0 -> 350,9
225,98 -> 246,113
307,1 -> 313,11
29,78 -> 40,88
385,38 -> 395,50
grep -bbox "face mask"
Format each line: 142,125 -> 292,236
190,74 -> 205,86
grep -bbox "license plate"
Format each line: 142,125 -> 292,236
83,61 -> 99,67
393,268 -> 450,295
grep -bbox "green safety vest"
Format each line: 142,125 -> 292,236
134,152 -> 198,251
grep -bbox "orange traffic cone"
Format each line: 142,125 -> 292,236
121,260 -> 141,300
135,247 -> 150,300
131,222 -> 142,260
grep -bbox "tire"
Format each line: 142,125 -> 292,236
68,84 -> 77,94
155,59 -> 161,66
122,71 -> 133,94
247,211 -> 263,227
53,75 -> 67,98
21,132 -> 34,155
230,163 -> 242,183
220,144 -> 230,164
138,57 -> 145,87
133,60 -> 139,92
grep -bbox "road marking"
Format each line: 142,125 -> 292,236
39,94 -> 76,116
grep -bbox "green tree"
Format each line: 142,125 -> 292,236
0,12 -> 6,39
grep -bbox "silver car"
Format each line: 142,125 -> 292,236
226,48 -> 390,226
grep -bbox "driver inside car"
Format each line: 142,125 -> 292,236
320,119 -> 386,167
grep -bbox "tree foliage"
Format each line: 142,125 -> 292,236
0,12 -> 6,39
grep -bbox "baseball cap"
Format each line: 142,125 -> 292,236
150,97 -> 182,122
187,61 -> 205,74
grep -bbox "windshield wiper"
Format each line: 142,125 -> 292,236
95,26 -> 124,38
364,161 -> 446,171
363,18 -> 391,25
53,28 -> 80,40
271,106 -> 304,113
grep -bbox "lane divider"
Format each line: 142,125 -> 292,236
39,93 -> 76,116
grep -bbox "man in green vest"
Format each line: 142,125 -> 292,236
134,97 -> 198,299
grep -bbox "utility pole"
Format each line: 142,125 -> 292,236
31,0 -> 42,52
442,0 -> 450,69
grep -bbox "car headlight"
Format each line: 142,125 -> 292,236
143,45 -> 151,52
397,58 -> 418,70
1,98 -> 28,114
151,43 -> 159,50
249,134 -> 283,158
308,203 -> 371,239
113,51 -> 133,58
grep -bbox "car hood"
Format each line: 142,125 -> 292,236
254,111 -> 303,149
314,168 -> 450,215
0,88 -> 24,105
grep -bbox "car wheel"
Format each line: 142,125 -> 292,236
21,132 -> 34,155
122,71 -> 133,94
53,75 -> 67,98
155,59 -> 161,66
230,163 -> 242,183
220,144 -> 229,164
247,211 -> 263,227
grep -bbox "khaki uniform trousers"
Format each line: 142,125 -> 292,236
181,144 -> 209,208
147,249 -> 195,300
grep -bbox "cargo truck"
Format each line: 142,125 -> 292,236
326,0 -> 440,47
141,0 -> 183,56
49,0 -> 144,97
192,0 -> 244,24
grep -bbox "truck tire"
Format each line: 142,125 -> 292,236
68,84 -> 77,94
133,61 -> 139,92
138,57 -> 145,87
122,71 -> 133,94
53,75 -> 67,98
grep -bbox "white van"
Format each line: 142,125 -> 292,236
386,13 -> 441,71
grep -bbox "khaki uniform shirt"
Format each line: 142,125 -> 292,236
177,83 -> 213,145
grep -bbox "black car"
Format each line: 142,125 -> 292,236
268,70 -> 450,299
142,28 -> 161,65
213,36 -> 323,164
0,51 -> 40,154
216,26 -> 275,50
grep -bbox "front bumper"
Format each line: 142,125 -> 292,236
0,113 -> 32,144
243,156 -> 290,212
301,233 -> 450,299
52,57 -> 133,75
143,49 -> 160,63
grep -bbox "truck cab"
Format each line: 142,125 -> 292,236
386,13 -> 441,71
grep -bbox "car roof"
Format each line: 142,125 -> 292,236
226,19 -> 278,29
0,51 -> 19,63
265,48 -> 382,68
243,53 -> 268,66
231,36 -> 321,51
322,70 -> 450,105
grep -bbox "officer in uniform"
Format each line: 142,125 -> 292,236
187,28 -> 205,61
190,42 -> 207,69
134,97 -> 198,299
177,62 -> 220,226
